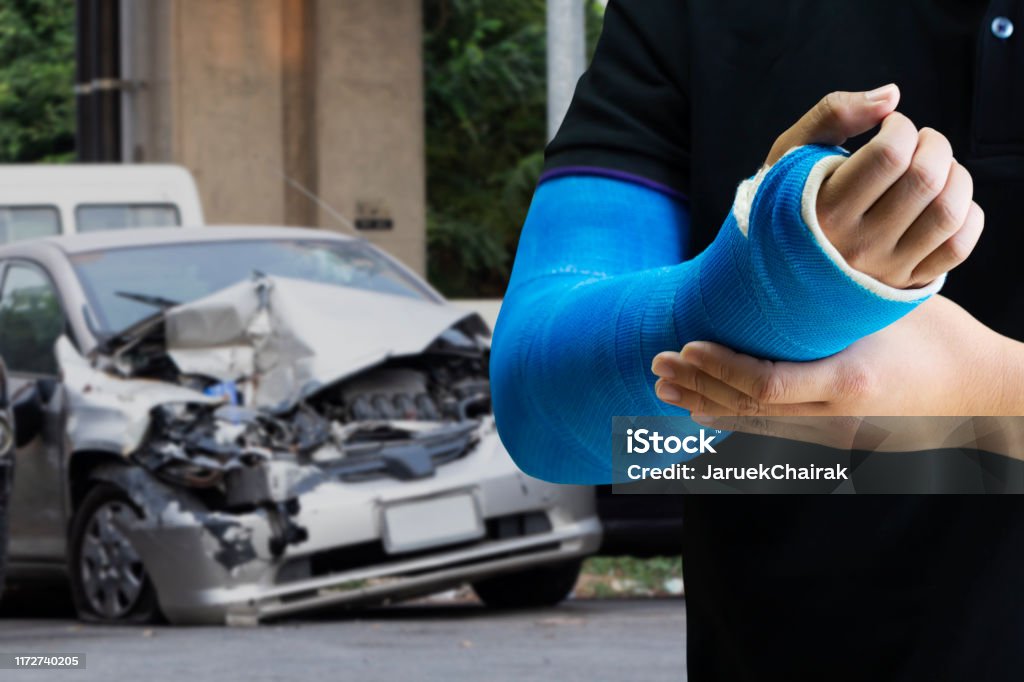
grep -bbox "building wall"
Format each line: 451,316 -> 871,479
314,0 -> 426,273
127,0 -> 427,274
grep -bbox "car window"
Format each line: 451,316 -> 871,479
76,204 -> 180,232
0,264 -> 64,375
0,206 -> 61,243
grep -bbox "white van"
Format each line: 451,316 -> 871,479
0,164 -> 204,243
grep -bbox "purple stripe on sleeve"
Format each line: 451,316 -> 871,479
538,165 -> 689,202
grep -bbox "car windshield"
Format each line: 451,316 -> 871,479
70,238 -> 434,333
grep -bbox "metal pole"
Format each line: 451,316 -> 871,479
119,0 -> 135,162
94,0 -> 122,161
546,0 -> 586,141
75,0 -> 121,161
74,0 -> 95,161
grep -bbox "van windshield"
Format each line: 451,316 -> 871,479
76,204 -> 180,232
0,206 -> 60,242
70,238 -> 435,334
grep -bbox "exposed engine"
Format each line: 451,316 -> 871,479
121,347 -> 489,557
133,349 -> 490,495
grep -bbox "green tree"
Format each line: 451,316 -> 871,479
0,0 -> 75,162
424,0 -> 602,297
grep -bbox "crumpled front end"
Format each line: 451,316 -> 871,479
63,276 -> 598,624
91,426 -> 597,625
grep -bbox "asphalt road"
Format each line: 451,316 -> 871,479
0,598 -> 686,681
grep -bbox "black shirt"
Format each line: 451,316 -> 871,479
546,1 -> 1024,680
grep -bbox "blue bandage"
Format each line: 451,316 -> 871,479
491,145 -> 943,484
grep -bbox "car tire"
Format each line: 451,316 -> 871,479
68,483 -> 161,624
471,559 -> 583,609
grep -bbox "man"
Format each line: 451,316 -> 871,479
491,1 -> 1024,679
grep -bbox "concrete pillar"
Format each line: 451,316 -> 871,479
281,0 -> 318,228
312,0 -> 426,274
124,0 -> 427,274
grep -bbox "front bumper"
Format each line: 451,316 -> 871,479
100,425 -> 599,624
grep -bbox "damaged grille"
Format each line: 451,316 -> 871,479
328,422 -> 477,483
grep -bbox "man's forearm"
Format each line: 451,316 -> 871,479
893,295 -> 1024,416
965,308 -> 1024,416
492,151 -> 941,483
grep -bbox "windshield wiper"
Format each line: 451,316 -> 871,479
115,291 -> 180,309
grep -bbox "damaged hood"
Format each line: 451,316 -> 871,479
113,275 -> 486,409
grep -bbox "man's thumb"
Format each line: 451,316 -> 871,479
765,84 -> 900,165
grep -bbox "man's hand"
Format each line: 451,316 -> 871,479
766,84 -> 984,289
650,296 -> 1024,419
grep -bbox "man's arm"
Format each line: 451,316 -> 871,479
492,92 -> 979,484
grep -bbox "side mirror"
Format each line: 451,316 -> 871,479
12,381 -> 44,448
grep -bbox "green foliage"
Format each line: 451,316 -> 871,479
578,556 -> 684,598
0,0 -> 75,162
424,0 -> 603,297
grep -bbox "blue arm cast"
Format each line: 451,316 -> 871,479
491,145 -> 942,484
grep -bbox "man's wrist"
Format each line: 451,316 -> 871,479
944,299 -> 1024,415
988,334 -> 1024,415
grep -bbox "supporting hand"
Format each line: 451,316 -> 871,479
651,296 -> 1024,419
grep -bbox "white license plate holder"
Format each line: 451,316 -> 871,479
382,493 -> 484,554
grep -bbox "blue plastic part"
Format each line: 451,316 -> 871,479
203,380 -> 240,406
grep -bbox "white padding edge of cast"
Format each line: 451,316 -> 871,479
732,163 -> 771,238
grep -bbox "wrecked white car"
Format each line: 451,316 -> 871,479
0,227 -> 600,624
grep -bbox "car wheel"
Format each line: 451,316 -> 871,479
68,483 -> 161,623
471,559 -> 583,609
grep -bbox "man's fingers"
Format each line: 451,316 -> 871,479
765,85 -> 900,165
653,360 -> 818,416
658,362 -> 765,414
659,342 -> 847,404
653,378 -> 733,416
654,346 -> 776,401
862,127 -> 954,255
896,162 -> 974,273
818,111 -> 918,220
910,201 -> 985,284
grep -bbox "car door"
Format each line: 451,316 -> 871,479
0,261 -> 70,562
